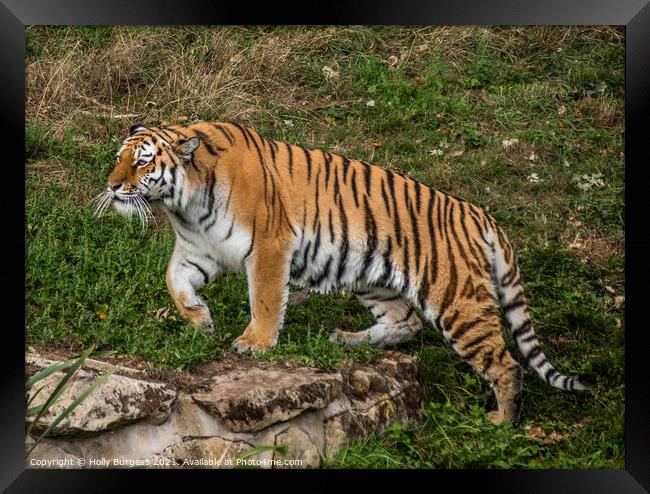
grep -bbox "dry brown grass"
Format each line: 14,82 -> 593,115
26,25 -> 622,141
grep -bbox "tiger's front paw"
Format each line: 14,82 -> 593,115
184,305 -> 214,333
231,334 -> 272,354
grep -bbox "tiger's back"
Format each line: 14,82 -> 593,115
103,121 -> 594,425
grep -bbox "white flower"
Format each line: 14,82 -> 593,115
283,119 -> 294,127
366,99 -> 376,107
322,66 -> 339,81
502,138 -> 519,148
428,149 -> 443,156
526,173 -> 541,183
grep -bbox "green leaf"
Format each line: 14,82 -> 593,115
25,357 -> 78,390
27,367 -> 115,457
238,444 -> 288,460
26,344 -> 96,437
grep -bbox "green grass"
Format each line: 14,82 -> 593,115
26,26 -> 624,469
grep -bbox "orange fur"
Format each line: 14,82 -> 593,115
103,121 -> 594,425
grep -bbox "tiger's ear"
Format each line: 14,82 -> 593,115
129,123 -> 147,135
174,137 -> 200,161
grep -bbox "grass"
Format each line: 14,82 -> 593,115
25,26 -> 624,469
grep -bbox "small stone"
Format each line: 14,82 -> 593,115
161,437 -> 253,469
274,427 -> 320,468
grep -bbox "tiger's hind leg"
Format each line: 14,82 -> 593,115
329,288 -> 422,348
432,303 -> 523,425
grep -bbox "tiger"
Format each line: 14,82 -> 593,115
98,120 -> 594,425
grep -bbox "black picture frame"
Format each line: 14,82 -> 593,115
4,1 -> 648,492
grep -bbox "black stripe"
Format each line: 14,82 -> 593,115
418,258 -> 430,309
561,375 -> 569,389
451,317 -> 483,340
503,299 -> 527,314
213,124 -> 234,145
333,167 -> 341,201
361,161 -> 372,195
406,190 -> 421,273
323,151 -> 332,189
526,346 -> 543,363
402,237 -> 410,293
512,320 -> 533,340
427,188 -> 438,284
396,306 -> 415,324
458,202 -> 482,269
336,197 -> 349,284
309,256 -> 333,287
199,170 -> 217,223
381,236 -> 394,284
414,180 -> 422,214
186,260 -> 209,285
380,178 -> 391,217
170,208 -> 191,226
224,219 -> 235,240
342,157 -> 350,184
463,345 -> 485,362
230,122 -> 251,148
544,367 -> 559,383
204,217 -> 217,232
461,331 -> 492,352
286,142 -> 294,178
436,192 -> 446,239
448,202 -> 472,268
174,227 -> 197,246
360,195 -> 378,279
520,334 -> 537,344
303,147 -> 313,182
311,222 -> 322,262
442,309 -> 460,334
268,138 -> 277,170
313,169 -> 321,230
194,129 -> 222,154
378,294 -> 401,302
243,221 -> 256,260
439,240 -> 458,317
328,209 -> 335,243
351,169 -> 359,208
385,169 -> 401,246
291,241 -> 312,280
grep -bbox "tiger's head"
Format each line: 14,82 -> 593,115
95,124 -> 199,222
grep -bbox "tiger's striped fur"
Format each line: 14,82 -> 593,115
102,121 -> 594,425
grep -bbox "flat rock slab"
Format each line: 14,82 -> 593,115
26,355 -> 177,436
192,365 -> 343,432
25,349 -> 423,468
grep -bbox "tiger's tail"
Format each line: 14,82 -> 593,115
490,225 -> 595,391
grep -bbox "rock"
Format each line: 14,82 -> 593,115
160,437 -> 254,469
24,350 -> 423,469
273,427 -> 320,469
324,352 -> 423,459
192,365 -> 342,432
26,355 -> 177,436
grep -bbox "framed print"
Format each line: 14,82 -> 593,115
3,0 -> 649,492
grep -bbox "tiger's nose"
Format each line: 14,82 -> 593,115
109,182 -> 122,192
